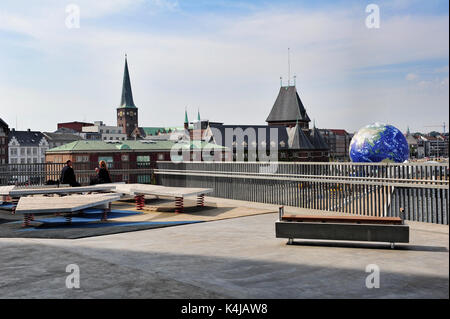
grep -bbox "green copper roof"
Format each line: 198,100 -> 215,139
46,140 -> 228,153
175,141 -> 227,150
184,110 -> 189,124
47,140 -> 175,152
141,127 -> 186,136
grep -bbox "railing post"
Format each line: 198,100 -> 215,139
279,206 -> 284,221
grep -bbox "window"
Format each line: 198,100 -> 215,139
98,156 -> 113,168
157,154 -> 164,161
33,148 -> 37,155
121,154 -> 129,162
76,155 -> 89,162
21,148 -> 25,156
137,155 -> 150,162
137,175 -> 151,184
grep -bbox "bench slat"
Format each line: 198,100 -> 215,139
281,215 -> 403,225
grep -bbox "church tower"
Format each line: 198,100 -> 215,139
117,55 -> 138,139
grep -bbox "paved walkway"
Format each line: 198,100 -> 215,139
0,197 -> 448,298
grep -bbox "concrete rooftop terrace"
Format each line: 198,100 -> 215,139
0,197 -> 448,299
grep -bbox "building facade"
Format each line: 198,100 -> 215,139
319,129 -> 353,161
82,121 -> 127,141
204,83 -> 329,162
417,135 -> 449,159
45,140 -> 230,184
43,132 -> 83,149
0,118 -> 9,164
57,121 -> 94,133
8,129 -> 49,164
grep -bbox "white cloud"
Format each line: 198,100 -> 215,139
406,73 -> 419,81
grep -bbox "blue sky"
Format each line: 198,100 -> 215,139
0,0 -> 448,133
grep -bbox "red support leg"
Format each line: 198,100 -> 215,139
196,194 -> 205,207
135,195 -> 145,210
175,197 -> 184,213
102,203 -> 111,222
22,214 -> 31,227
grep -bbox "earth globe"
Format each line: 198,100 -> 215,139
349,122 -> 409,163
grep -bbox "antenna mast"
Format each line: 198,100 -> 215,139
288,48 -> 291,86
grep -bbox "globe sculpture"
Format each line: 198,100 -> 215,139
349,122 -> 409,163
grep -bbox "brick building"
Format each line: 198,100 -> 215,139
45,140 -> 230,183
0,118 -> 9,164
57,121 -> 94,133
319,129 -> 353,161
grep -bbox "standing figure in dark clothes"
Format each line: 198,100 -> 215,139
97,160 -> 112,184
60,160 -> 81,187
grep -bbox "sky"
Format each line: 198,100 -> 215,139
0,0 -> 448,134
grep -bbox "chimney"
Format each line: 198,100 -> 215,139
27,128 -> 31,132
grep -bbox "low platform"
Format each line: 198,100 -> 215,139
276,211 -> 410,247
7,185 -> 115,197
98,183 -> 213,213
15,193 -> 121,226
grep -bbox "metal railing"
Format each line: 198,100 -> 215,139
155,161 -> 449,225
0,162 -> 155,186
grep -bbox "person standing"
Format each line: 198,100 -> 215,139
97,160 -> 112,184
60,160 -> 81,187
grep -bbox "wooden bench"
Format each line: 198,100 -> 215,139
275,207 -> 409,248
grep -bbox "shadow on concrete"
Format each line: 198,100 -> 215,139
0,241 -> 447,299
286,240 -> 449,252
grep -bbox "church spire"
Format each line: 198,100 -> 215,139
120,54 -> 136,108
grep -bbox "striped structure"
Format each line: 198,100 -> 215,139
156,161 -> 449,225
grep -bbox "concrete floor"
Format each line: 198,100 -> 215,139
0,197 -> 448,299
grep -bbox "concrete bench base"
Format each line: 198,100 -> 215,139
275,221 -> 409,246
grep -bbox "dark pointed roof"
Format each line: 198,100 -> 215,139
309,126 -> 329,150
8,130 -> 46,146
0,118 -> 9,128
288,125 -> 314,150
266,86 -> 311,123
119,56 -> 136,108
